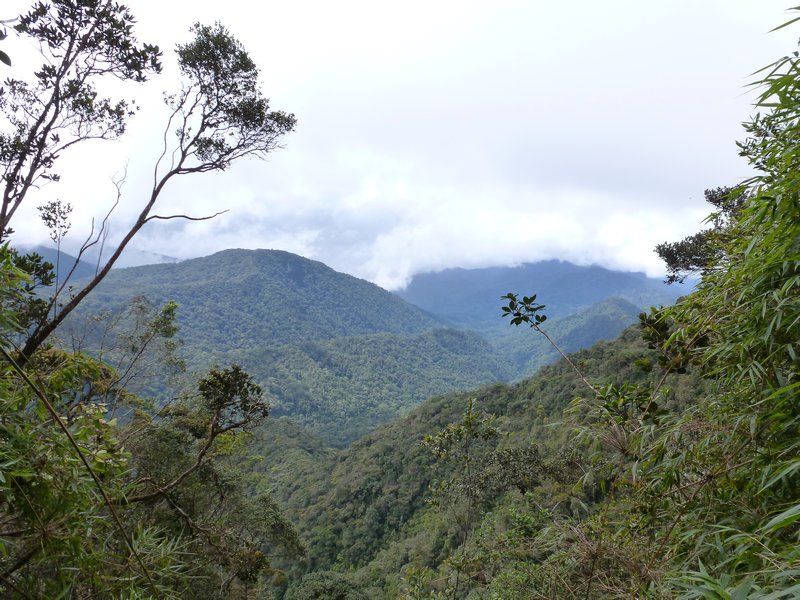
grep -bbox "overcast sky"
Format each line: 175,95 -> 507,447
6,1 -> 797,289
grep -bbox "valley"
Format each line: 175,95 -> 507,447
59,248 -> 681,445
3,3 -> 798,598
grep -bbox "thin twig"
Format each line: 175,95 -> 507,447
0,565 -> 35,600
143,209 -> 228,223
533,324 -> 599,396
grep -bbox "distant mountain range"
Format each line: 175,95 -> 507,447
19,243 -> 179,276
395,260 -> 688,329
38,247 -> 687,445
21,245 -> 99,281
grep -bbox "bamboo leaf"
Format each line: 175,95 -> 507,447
760,503 -> 800,533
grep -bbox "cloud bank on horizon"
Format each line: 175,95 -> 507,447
6,0 -> 795,289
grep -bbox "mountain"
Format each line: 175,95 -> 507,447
67,249 -> 514,444
20,245 -> 98,281
395,260 -> 688,329
74,249 -> 444,356
63,250 -> 688,444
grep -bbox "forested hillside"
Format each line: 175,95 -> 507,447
253,326 -> 706,596
233,328 -> 511,445
72,248 -> 444,353
62,249 -> 513,444
62,249 -> 664,444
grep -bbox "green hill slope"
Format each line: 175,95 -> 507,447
67,249 -> 514,443
234,328 -> 512,446
253,326 -> 707,595
75,248 -> 444,355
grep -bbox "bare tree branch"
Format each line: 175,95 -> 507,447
144,209 -> 228,223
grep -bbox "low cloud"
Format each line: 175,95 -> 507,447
8,0 -> 792,290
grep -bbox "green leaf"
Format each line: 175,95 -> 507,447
769,13 -> 800,32
761,583 -> 800,600
760,458 -> 800,492
0,50 -> 10,66
760,503 -> 800,533
730,578 -> 753,600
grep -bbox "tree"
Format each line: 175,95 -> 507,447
654,186 -> 748,284
285,571 -> 369,600
121,365 -> 306,597
0,0 -> 161,237
0,2 -> 295,363
0,2 -> 300,596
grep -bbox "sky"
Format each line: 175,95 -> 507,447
5,1 -> 798,289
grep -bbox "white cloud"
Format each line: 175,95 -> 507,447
4,0 -> 795,288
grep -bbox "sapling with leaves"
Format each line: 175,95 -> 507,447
37,199 -> 72,319
502,292 -> 600,396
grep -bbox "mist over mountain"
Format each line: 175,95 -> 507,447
20,243 -> 180,275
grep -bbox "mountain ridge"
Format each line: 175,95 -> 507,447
73,248 -> 444,353
395,259 -> 687,329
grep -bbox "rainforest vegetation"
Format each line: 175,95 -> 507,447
0,1 -> 798,599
